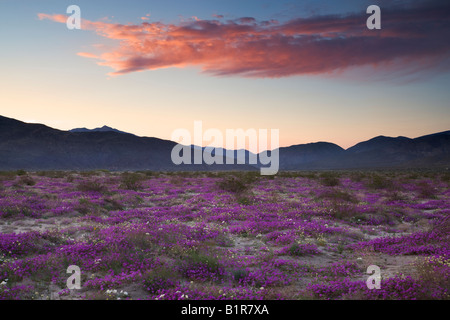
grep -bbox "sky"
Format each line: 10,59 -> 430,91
0,0 -> 449,150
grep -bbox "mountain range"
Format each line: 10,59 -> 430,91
69,125 -> 133,135
0,115 -> 449,171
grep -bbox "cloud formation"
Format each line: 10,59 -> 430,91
38,1 -> 450,78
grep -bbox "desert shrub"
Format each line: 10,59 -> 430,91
143,268 -> 178,294
279,171 -> 319,179
387,191 -> 407,201
215,235 -> 234,247
406,172 -> 420,180
306,275 -> 423,300
329,201 -> 359,220
13,175 -> 36,187
337,242 -> 346,254
440,172 -> 450,183
138,171 -> 156,177
302,172 -> 319,179
178,250 -> 225,282
75,198 -> 102,215
124,231 -> 154,251
168,176 -> 186,185
237,195 -> 255,205
366,174 -> 393,189
217,176 -> 248,193
35,171 -> 68,178
119,172 -> 145,191
0,284 -> 32,300
76,180 -> 107,193
185,251 -> 220,270
79,171 -> 100,177
317,189 -> 357,203
319,172 -> 340,186
0,206 -> 23,218
430,216 -> 450,237
416,181 -> 437,199
16,169 -> 27,176
0,171 -> 16,182
240,171 -> 260,184
349,171 -> 367,182
288,243 -> 319,256
65,174 -> 75,183
414,256 -> 450,299
231,268 -> 249,282
103,198 -> 124,211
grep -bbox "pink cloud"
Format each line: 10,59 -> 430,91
77,52 -> 99,59
38,2 -> 450,78
38,13 -> 67,23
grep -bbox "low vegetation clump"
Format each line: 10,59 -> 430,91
76,180 -> 107,193
319,172 -> 340,187
366,174 -> 394,190
217,176 -> 250,193
119,172 -> 145,191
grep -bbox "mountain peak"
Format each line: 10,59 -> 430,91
69,125 -> 132,135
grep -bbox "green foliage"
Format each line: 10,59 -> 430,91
231,268 -> 249,282
143,268 -> 178,294
288,243 -> 318,256
179,250 -> 222,278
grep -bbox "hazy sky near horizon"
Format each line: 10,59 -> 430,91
1,0 -> 449,149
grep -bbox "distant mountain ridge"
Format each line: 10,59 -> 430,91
69,125 -> 132,135
0,115 -> 253,171
277,131 -> 450,170
0,115 -> 449,171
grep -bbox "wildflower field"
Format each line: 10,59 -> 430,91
0,170 -> 449,300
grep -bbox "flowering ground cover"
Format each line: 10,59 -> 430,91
0,170 -> 448,300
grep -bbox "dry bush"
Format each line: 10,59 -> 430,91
76,180 -> 107,193
319,172 -> 340,186
366,174 -> 393,190
119,172 -> 145,191
317,189 -> 357,203
13,175 -> 36,187
416,181 -> 438,199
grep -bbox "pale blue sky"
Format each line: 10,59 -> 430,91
1,0 -> 449,149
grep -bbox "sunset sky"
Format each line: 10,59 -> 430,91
1,0 -> 449,149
